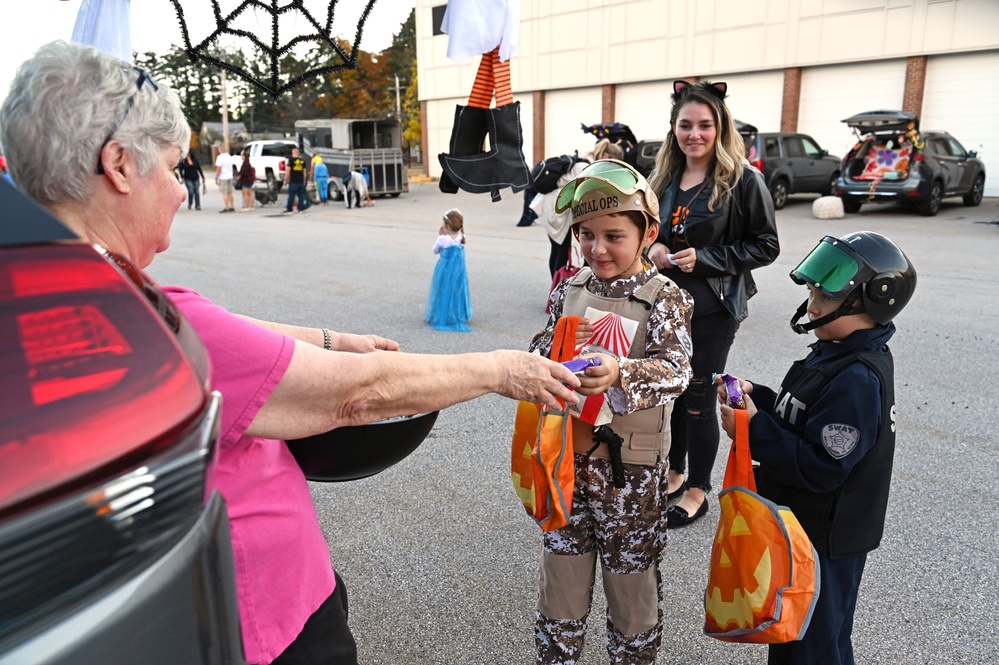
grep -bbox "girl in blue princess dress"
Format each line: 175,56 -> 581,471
426,209 -> 473,332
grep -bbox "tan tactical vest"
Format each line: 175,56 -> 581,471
563,268 -> 673,466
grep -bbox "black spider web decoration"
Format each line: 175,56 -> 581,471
169,0 -> 378,97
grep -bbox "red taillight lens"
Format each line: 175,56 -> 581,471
752,159 -> 763,171
912,152 -> 924,162
0,244 -> 207,516
279,160 -> 286,172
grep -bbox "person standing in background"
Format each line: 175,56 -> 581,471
313,157 -> 330,205
215,148 -> 236,213
646,80 -> 779,528
239,153 -> 256,211
283,148 -> 308,215
178,152 -> 205,210
426,208 -> 473,332
531,139 -> 623,280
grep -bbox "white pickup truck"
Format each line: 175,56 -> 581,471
240,140 -> 298,192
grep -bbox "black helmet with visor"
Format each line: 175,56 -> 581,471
789,231 -> 916,333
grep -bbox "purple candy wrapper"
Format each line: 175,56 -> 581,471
716,373 -> 746,409
562,357 -> 601,376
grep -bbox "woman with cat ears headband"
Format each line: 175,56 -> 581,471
646,79 -> 780,528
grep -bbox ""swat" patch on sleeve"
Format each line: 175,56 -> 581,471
821,424 -> 860,459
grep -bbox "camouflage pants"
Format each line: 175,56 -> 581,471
536,454 -> 669,664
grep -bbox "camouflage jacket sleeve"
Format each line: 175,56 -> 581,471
608,283 -> 694,414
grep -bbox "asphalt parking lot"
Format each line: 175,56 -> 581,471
150,182 -> 999,664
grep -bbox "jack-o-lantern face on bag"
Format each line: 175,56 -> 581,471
704,491 -> 789,631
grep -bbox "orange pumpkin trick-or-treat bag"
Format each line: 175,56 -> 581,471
510,316 -> 578,532
704,408 -> 821,644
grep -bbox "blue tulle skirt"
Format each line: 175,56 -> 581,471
426,244 -> 472,332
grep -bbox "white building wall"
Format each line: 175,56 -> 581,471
614,81 -> 673,147
544,88 -> 603,159
715,72 -> 785,135
922,51 -> 999,197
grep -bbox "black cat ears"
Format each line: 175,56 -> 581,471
672,80 -> 728,102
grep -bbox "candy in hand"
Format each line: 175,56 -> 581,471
715,373 -> 746,409
562,357 -> 601,376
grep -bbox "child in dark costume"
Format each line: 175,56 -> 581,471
718,231 -> 917,665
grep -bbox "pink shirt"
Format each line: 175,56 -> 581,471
164,287 -> 336,665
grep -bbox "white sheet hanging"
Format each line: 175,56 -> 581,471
440,0 -> 520,63
72,0 -> 132,62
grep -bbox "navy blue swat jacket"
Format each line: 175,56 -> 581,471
747,324 -> 896,558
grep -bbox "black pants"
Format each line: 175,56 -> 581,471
768,552 -> 867,665
272,571 -> 358,665
667,310 -> 739,492
346,189 -> 361,209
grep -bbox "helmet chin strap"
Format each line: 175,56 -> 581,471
789,298 -> 866,334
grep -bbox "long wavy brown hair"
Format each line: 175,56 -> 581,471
647,81 -> 745,211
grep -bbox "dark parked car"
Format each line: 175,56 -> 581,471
0,181 -> 244,664
745,131 -> 842,209
835,110 -> 986,216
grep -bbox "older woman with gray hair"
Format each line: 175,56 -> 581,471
0,41 -> 580,665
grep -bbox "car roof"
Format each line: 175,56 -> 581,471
0,179 -> 79,247
841,110 -> 918,132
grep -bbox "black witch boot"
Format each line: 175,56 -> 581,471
439,101 -> 531,201
438,105 -> 489,194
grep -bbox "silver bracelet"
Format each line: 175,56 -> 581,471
321,328 -> 332,351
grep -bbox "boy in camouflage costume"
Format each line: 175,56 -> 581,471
529,160 -> 693,664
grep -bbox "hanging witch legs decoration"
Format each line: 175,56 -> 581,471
168,0 -> 377,97
438,47 -> 531,202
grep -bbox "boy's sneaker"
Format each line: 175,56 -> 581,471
282,210 -> 293,216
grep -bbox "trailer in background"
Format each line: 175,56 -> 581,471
295,118 -> 409,200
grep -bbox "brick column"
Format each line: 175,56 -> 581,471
602,84 -> 616,123
420,100 -> 429,175
903,56 -> 927,117
533,90 -> 546,164
781,68 -> 802,132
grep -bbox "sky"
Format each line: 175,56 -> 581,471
0,0 -> 416,101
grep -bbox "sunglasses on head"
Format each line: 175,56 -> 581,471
554,159 -> 645,214
95,67 -> 159,175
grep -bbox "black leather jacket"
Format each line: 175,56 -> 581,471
655,166 -> 779,322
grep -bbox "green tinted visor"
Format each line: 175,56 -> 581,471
555,159 -> 644,214
790,236 -> 872,299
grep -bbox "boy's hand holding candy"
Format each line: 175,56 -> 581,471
715,373 -> 758,439
567,353 -> 619,396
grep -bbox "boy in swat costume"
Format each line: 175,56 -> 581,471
528,160 -> 693,664
718,231 -> 916,665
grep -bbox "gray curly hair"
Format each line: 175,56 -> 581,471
0,40 -> 190,205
